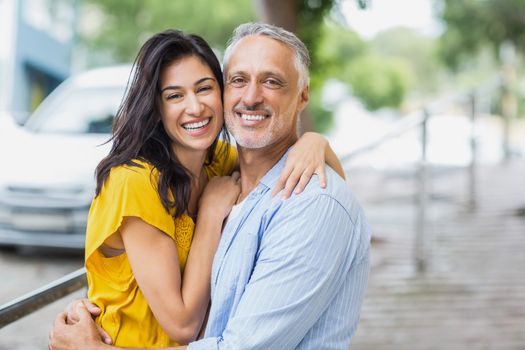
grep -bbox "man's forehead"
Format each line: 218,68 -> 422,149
225,35 -> 295,74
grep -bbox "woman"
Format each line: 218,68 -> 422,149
85,29 -> 345,348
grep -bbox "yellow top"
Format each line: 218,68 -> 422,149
85,141 -> 237,348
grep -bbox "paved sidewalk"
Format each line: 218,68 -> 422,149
349,160 -> 525,350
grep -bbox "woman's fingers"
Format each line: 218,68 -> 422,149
96,323 -> 113,345
293,172 -> 311,195
272,164 -> 293,196
282,167 -> 309,199
317,164 -> 327,188
231,171 -> 241,182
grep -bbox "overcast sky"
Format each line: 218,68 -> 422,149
342,0 -> 444,39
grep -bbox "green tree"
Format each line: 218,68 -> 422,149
345,55 -> 411,110
313,22 -> 411,112
371,27 -> 441,94
313,21 -> 367,87
439,0 -> 525,120
438,0 -> 525,67
82,0 -> 255,64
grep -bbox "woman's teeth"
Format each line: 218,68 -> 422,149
240,114 -> 266,121
183,118 -> 210,130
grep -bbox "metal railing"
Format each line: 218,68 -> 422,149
0,268 -> 86,328
340,86 -> 499,273
0,80 -> 503,328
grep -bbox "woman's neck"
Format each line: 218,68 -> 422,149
172,145 -> 209,218
172,145 -> 208,179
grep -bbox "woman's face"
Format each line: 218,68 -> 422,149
159,55 -> 223,155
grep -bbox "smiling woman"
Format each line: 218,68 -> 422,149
159,56 -> 224,155
85,30 -> 238,348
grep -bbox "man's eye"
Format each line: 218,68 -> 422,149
229,77 -> 246,86
264,79 -> 283,87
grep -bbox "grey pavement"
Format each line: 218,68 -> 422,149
350,159 -> 525,350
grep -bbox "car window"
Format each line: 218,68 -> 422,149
26,86 -> 125,134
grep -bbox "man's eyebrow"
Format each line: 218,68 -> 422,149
226,71 -> 287,80
226,70 -> 247,77
160,77 -> 215,93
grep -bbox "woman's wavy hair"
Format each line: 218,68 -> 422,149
95,29 -> 228,218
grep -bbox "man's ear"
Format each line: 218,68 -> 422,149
298,84 -> 309,113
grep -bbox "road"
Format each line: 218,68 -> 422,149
0,247 -> 84,350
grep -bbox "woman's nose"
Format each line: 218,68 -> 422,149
185,93 -> 204,116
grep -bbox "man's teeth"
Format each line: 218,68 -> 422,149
240,114 -> 266,121
183,119 -> 210,130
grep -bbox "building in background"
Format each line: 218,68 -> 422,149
0,0 -> 77,124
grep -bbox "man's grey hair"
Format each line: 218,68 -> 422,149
223,22 -> 311,89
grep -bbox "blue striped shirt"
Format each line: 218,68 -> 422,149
189,152 -> 371,349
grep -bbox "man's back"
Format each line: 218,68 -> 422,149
190,152 -> 371,349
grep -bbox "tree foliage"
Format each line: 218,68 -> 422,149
81,0 -> 255,64
314,22 -> 411,111
346,55 -> 411,110
439,0 -> 525,67
371,27 -> 441,94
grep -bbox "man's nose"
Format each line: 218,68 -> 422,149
185,93 -> 204,116
241,81 -> 263,107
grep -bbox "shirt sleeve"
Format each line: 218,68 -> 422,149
188,193 -> 370,350
205,141 -> 238,178
84,163 -> 175,261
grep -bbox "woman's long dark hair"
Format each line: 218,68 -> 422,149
95,29 -> 228,218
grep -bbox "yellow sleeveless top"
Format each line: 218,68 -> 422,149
85,141 -> 237,348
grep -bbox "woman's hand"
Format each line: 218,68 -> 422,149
199,171 -> 241,221
273,132 -> 345,199
65,298 -> 101,324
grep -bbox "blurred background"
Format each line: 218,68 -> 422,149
0,0 -> 524,349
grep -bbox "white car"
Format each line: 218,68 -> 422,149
0,65 -> 131,249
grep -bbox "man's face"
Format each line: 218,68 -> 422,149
223,35 -> 308,149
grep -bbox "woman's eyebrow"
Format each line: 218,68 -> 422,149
161,77 -> 215,93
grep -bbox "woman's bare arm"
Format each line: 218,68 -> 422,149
121,174 -> 240,344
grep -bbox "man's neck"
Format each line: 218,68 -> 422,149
237,136 -> 296,203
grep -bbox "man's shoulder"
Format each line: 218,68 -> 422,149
273,166 -> 364,223
302,166 -> 358,206
261,166 -> 371,259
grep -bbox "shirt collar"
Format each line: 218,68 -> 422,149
258,149 -> 290,190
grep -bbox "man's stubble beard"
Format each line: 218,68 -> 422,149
225,114 -> 286,149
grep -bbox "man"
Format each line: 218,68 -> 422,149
49,22 -> 371,350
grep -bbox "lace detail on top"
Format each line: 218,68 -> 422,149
173,214 -> 195,270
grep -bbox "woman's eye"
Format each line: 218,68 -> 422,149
167,93 -> 183,100
197,85 -> 212,93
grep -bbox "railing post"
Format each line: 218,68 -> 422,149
468,92 -> 478,210
415,109 -> 429,273
500,41 -> 516,161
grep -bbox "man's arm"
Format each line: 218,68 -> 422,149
49,303 -> 188,350
189,193 -> 370,350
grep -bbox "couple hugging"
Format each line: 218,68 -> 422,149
49,22 -> 370,350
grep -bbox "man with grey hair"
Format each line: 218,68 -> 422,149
49,22 -> 370,350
